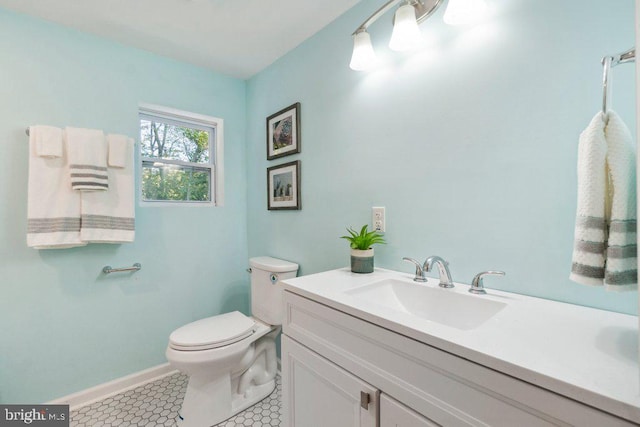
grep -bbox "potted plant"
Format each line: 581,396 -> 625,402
340,225 -> 386,274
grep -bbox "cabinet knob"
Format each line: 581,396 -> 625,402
360,391 -> 370,410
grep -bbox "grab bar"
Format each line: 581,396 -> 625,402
102,263 -> 142,274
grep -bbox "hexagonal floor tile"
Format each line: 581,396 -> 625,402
69,373 -> 282,427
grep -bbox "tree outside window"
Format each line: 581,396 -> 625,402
139,113 -> 216,204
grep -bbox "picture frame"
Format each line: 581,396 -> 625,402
266,102 -> 301,160
267,160 -> 301,210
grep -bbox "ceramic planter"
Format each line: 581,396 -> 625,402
350,248 -> 374,274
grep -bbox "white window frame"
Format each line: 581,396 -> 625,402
138,103 -> 224,207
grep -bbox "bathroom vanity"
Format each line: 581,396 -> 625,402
281,268 -> 640,426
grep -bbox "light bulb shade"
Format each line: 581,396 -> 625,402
349,31 -> 377,71
389,4 -> 422,52
443,0 -> 488,26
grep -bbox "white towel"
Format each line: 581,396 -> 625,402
108,134 -> 129,168
31,125 -> 63,158
66,127 -> 109,191
603,111 -> 637,291
27,129 -> 86,249
570,111 -> 637,290
570,112 -> 608,286
80,137 -> 135,243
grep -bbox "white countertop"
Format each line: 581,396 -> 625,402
282,268 -> 640,423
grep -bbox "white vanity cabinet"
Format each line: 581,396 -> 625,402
281,290 -> 637,427
282,335 -> 377,427
283,333 -> 438,427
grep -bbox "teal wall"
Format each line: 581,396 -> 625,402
1,0 -> 637,405
247,0 -> 638,314
0,9 -> 248,403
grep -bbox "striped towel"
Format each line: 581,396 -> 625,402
66,127 -> 108,191
603,111 -> 637,290
570,113 -> 608,286
80,136 -> 135,243
570,111 -> 637,290
27,126 -> 86,249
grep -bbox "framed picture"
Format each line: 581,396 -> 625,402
266,102 -> 300,160
267,160 -> 301,210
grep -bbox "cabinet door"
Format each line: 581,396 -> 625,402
282,335 -> 378,427
380,394 -> 440,427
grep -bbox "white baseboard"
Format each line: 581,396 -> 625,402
48,363 -> 177,410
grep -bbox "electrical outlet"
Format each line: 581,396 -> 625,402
372,206 -> 385,232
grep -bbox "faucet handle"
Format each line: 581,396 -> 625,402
469,271 -> 505,295
402,257 -> 427,282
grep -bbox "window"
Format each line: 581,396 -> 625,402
139,104 -> 224,206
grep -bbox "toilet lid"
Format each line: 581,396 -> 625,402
169,311 -> 256,351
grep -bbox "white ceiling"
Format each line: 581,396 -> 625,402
0,0 -> 361,79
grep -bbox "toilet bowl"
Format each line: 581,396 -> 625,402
166,256 -> 298,427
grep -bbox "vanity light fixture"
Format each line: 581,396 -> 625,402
349,0 -> 488,70
389,3 -> 423,52
350,31 -> 379,70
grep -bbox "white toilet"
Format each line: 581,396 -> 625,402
166,256 -> 298,427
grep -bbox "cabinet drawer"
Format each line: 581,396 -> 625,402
283,291 -> 634,427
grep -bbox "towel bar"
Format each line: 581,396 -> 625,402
102,263 -> 142,274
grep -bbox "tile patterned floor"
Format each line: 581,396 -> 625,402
70,372 -> 282,427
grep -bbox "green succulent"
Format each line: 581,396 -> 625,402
340,225 -> 386,250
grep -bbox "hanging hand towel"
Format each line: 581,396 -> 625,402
570,112 -> 608,286
603,111 -> 637,291
27,127 -> 85,249
80,136 -> 135,243
66,127 -> 108,191
31,125 -> 63,158
107,134 -> 129,168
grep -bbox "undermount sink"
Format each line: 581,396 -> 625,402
344,278 -> 506,330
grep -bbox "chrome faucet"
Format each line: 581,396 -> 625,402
402,257 -> 427,282
469,271 -> 505,295
403,255 -> 454,288
424,256 -> 454,288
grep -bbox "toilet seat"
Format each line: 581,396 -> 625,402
169,311 -> 256,351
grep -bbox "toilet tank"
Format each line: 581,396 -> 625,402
249,256 -> 298,325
